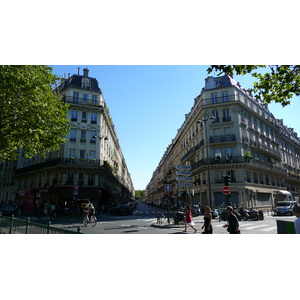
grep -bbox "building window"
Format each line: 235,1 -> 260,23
82,78 -> 90,89
226,148 -> 233,160
81,111 -> 87,123
223,109 -> 231,122
89,150 -> 96,160
91,113 -> 97,124
83,93 -> 88,101
92,95 -> 98,104
215,171 -> 223,183
90,131 -> 96,143
211,93 -> 217,104
212,110 -> 219,122
80,131 -> 86,142
222,92 -> 228,102
73,92 -> 79,103
78,172 -> 84,185
68,149 -> 75,158
70,129 -> 77,142
71,110 -> 78,121
214,149 -> 221,160
79,150 -> 85,159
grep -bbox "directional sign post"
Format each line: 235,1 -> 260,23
176,177 -> 192,182
175,170 -> 192,176
175,165 -> 192,170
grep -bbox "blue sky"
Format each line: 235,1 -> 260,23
51,65 -> 300,191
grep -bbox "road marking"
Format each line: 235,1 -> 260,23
240,224 -> 268,230
260,226 -> 277,232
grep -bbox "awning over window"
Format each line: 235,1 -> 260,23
277,190 -> 292,195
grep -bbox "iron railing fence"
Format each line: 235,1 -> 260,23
0,214 -> 83,234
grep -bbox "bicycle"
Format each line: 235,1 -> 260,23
83,212 -> 97,227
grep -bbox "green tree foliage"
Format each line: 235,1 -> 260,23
0,65 -> 71,160
135,190 -> 145,199
207,65 -> 300,107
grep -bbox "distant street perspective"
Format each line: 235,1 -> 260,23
1,65 -> 300,234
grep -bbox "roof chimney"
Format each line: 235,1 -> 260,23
78,67 -> 80,75
83,68 -> 89,77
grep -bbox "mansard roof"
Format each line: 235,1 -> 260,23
57,74 -> 101,93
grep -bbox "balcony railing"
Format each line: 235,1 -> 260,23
191,156 -> 287,174
210,134 -> 236,143
14,157 -> 100,175
62,96 -> 104,107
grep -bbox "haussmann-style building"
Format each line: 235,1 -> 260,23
146,74 -> 300,210
0,67 -> 134,213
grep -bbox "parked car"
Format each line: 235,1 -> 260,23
273,201 -> 298,216
0,204 -> 18,216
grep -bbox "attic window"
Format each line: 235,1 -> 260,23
82,78 -> 90,89
216,80 -> 221,88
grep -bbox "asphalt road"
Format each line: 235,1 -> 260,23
41,202 -> 296,234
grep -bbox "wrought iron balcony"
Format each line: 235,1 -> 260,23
210,134 -> 236,143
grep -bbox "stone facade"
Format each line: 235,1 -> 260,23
146,74 -> 300,209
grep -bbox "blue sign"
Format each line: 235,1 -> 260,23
165,184 -> 172,192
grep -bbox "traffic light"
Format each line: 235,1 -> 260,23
222,175 -> 231,186
227,175 -> 231,185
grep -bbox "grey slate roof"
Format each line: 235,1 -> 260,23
57,74 -> 101,93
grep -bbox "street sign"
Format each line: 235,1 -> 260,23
178,182 -> 193,188
74,185 -> 79,190
164,184 -> 172,192
222,186 -> 231,195
175,165 -> 192,170
73,190 -> 79,195
175,170 -> 192,176
176,177 -> 192,182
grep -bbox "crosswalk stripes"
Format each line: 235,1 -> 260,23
214,222 -> 277,232
133,210 -> 167,215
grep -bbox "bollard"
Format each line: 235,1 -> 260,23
25,217 -> 30,234
77,226 -> 82,233
9,214 -> 14,234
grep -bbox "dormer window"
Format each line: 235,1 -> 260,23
82,78 -> 90,89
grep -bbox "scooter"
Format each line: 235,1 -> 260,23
174,212 -> 185,225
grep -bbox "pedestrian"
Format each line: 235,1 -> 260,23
183,204 -> 197,233
44,201 -> 49,219
223,206 -> 240,234
202,206 -> 213,234
292,205 -> 300,234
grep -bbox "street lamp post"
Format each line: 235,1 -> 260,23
196,115 -> 215,208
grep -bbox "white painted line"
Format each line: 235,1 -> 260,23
260,226 -> 277,232
240,224 -> 268,230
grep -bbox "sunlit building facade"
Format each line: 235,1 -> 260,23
146,74 -> 300,209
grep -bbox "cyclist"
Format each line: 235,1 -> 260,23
84,201 -> 95,221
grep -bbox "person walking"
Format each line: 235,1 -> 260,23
202,206 -> 213,234
292,205 -> 300,234
183,204 -> 197,233
223,206 -> 240,234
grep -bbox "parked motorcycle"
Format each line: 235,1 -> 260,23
174,212 -> 185,225
239,207 -> 259,221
